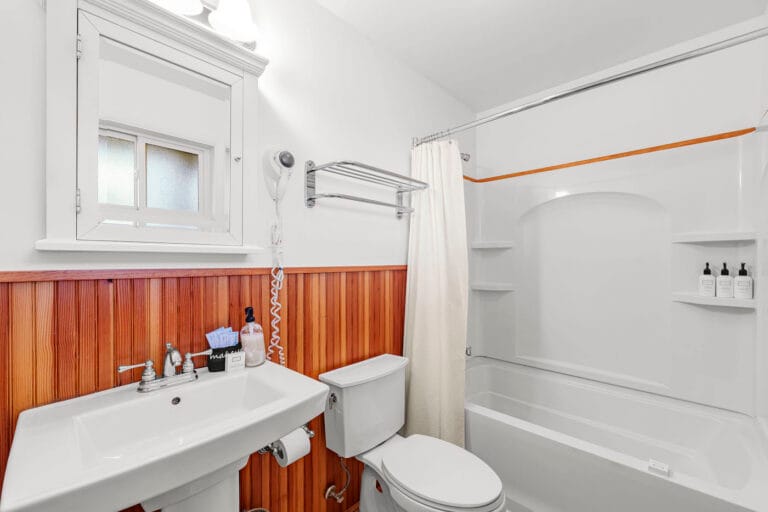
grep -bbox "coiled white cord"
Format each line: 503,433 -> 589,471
267,198 -> 287,366
268,262 -> 286,366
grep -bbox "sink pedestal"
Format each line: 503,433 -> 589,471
161,474 -> 238,512
141,457 -> 248,512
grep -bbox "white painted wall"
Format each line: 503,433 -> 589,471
314,0 -> 768,111
468,19 -> 768,414
473,18 -> 768,180
0,0 -> 472,271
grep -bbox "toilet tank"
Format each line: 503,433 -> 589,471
318,354 -> 408,458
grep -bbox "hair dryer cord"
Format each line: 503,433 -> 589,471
267,261 -> 286,366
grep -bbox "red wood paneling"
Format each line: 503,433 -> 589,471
0,267 -> 406,512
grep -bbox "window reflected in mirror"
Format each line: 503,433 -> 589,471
146,144 -> 200,212
97,133 -> 136,207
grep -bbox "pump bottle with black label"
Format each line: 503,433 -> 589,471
716,263 -> 734,298
240,306 -> 266,367
698,262 -> 715,297
734,263 -> 753,299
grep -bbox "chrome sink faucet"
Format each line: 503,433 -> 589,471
118,343 -> 212,393
164,343 -> 182,377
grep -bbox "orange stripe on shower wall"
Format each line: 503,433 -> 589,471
463,127 -> 757,183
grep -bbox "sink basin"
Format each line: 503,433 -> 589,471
0,362 -> 329,512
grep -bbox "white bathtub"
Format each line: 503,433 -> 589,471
465,358 -> 768,512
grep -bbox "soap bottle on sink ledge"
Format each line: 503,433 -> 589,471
240,306 -> 266,366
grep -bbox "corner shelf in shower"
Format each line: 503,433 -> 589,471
671,292 -> 755,309
671,231 -> 757,243
471,282 -> 516,292
470,241 -> 516,249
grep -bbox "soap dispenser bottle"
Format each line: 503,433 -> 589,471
240,306 -> 265,367
716,263 -> 734,298
734,263 -> 753,299
698,262 -> 715,297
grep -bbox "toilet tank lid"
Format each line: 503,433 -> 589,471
319,354 -> 408,388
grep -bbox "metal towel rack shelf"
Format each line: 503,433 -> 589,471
305,160 -> 428,218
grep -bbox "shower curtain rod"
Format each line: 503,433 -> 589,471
413,24 -> 768,147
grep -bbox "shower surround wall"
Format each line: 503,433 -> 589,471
465,22 -> 768,511
468,25 -> 768,414
470,133 -> 760,413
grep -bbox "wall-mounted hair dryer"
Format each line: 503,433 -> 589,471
263,150 -> 295,368
263,150 -> 295,202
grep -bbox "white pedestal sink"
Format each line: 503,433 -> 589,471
0,362 -> 329,512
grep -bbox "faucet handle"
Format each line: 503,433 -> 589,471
166,342 -> 181,356
183,349 -> 213,374
117,360 -> 156,382
165,343 -> 182,365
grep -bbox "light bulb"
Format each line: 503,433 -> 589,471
208,0 -> 258,42
150,0 -> 204,15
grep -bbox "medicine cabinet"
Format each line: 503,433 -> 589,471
37,0 -> 268,253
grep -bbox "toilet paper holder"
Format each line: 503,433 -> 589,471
257,425 -> 315,457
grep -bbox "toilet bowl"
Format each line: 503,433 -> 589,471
318,355 -> 505,512
359,435 -> 505,512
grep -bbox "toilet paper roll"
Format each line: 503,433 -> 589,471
273,428 -> 311,467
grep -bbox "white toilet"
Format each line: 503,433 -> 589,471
318,354 -> 506,512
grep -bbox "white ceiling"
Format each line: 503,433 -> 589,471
314,0 -> 768,111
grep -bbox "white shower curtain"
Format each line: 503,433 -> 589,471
404,140 -> 468,447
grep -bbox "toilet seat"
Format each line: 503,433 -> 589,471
386,482 -> 505,512
379,435 -> 504,512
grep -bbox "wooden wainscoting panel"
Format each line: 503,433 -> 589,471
0,266 -> 407,512
77,281 -> 98,397
0,284 -> 8,488
9,283 -> 35,433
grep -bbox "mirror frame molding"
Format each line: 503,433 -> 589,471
37,0 -> 269,254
